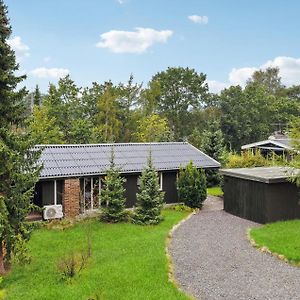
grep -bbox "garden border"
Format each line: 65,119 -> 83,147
165,210 -> 197,300
247,228 -> 300,267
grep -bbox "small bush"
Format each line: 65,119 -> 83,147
57,251 -> 88,281
168,204 -> 194,212
225,150 -> 288,169
225,150 -> 269,168
0,277 -> 5,300
11,234 -> 31,266
46,218 -> 75,231
177,161 -> 207,208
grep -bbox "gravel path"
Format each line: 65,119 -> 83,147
170,196 -> 300,300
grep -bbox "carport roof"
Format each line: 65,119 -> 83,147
36,142 -> 220,179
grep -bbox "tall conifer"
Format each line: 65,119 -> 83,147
133,152 -> 165,225
0,0 -> 40,273
100,149 -> 127,222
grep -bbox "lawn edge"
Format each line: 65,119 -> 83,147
165,211 -> 196,300
247,228 -> 300,268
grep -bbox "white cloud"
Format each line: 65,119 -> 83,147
188,15 -> 208,25
207,80 -> 228,94
7,36 -> 30,61
117,0 -> 125,4
262,56 -> 300,86
30,67 -> 69,79
96,27 -> 173,54
208,56 -> 300,94
228,67 -> 257,86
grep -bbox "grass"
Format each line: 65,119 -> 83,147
2,209 -> 190,300
250,219 -> 300,263
207,186 -> 223,197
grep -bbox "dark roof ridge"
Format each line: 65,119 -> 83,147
35,142 -> 188,148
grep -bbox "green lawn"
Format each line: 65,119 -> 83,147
250,219 -> 300,263
207,186 -> 223,197
2,210 -> 190,300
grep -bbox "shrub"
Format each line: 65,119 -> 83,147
45,218 -> 74,231
225,150 -> 288,169
133,153 -> 165,225
57,251 -> 88,281
177,161 -> 207,208
0,277 -> 5,300
168,204 -> 194,212
10,234 -> 31,266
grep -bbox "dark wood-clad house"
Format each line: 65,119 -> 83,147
33,142 -> 220,219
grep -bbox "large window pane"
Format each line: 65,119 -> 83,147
42,181 -> 55,205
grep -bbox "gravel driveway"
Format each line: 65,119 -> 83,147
170,196 -> 300,300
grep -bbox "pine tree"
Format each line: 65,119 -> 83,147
177,161 -> 207,208
100,149 -> 127,222
0,0 -> 41,274
201,121 -> 225,187
133,153 -> 165,225
33,85 -> 42,106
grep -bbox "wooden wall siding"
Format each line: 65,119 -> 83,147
63,178 -> 80,218
124,175 -> 139,208
162,172 -> 179,204
265,183 -> 300,223
223,176 -> 300,224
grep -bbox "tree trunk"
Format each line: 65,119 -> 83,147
0,241 -> 5,275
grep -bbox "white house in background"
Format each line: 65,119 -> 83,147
241,132 -> 293,157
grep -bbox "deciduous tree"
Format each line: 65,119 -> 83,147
150,67 -> 208,140
134,114 -> 172,142
93,82 -> 121,142
27,106 -> 64,144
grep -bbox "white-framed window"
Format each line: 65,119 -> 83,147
54,180 -> 57,205
82,177 -> 102,211
137,176 -> 141,187
158,172 -> 163,191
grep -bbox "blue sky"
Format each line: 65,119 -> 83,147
6,0 -> 300,93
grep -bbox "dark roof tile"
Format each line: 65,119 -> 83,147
36,142 -> 220,179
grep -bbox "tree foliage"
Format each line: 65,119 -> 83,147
150,67 -> 208,140
177,161 -> 207,208
218,80 -> 300,151
200,121 -> 225,186
27,106 -> 64,144
93,83 -> 121,143
247,67 -> 284,95
33,85 -> 42,106
0,0 -> 41,274
133,153 -> 165,225
224,150 -> 288,169
134,114 -> 172,142
288,118 -> 300,186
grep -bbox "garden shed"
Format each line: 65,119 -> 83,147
221,167 -> 300,224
